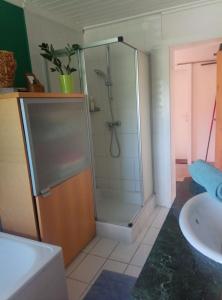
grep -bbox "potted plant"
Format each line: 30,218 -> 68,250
39,43 -> 80,93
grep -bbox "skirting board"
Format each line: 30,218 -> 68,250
96,194 -> 156,243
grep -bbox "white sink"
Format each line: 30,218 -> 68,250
179,192 -> 222,263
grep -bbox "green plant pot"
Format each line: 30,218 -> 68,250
59,74 -> 74,93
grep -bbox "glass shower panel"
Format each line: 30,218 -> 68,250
84,42 -> 142,226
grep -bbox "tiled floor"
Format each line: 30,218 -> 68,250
65,206 -> 169,300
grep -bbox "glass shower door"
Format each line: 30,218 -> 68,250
83,42 -> 142,226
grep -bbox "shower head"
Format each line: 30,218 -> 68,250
94,69 -> 107,80
94,68 -> 112,87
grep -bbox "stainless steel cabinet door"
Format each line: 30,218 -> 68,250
20,98 -> 90,196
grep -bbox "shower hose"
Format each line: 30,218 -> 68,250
108,97 -> 121,158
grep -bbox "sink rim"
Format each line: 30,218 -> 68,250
179,192 -> 222,264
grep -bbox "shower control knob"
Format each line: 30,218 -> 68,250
107,121 -> 121,128
115,121 -> 121,127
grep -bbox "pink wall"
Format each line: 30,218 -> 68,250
173,65 -> 191,160
173,39 -> 221,163
174,40 -> 219,65
192,63 -> 216,162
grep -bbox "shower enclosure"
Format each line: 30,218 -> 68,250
81,37 -> 153,227
44,37 -> 154,232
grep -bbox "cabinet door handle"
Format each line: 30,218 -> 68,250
40,188 -> 51,198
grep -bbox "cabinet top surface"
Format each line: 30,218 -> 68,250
0,92 -> 85,99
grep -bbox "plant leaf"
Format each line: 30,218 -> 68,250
53,57 -> 62,67
40,53 -> 52,61
39,42 -> 80,74
50,44 -> 54,53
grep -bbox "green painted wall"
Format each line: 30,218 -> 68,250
0,1 -> 32,87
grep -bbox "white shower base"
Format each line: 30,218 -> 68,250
96,198 -> 141,226
96,194 -> 156,243
95,188 -> 142,226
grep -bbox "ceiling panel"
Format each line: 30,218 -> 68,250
24,0 -> 206,29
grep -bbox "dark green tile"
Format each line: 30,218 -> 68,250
133,178 -> 222,300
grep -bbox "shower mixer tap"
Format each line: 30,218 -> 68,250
105,80 -> 112,87
107,121 -> 121,128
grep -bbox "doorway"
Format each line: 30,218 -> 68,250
171,39 -> 221,183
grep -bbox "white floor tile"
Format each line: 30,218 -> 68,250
110,241 -> 139,263
66,252 -> 86,277
142,227 -> 160,247
69,254 -> 106,283
79,284 -> 91,300
125,265 -> 142,278
102,259 -> 127,273
90,238 -> 118,258
130,244 -> 152,267
82,236 -> 100,254
66,278 -> 88,300
135,208 -> 160,244
152,207 -> 169,229
90,259 -> 128,286
150,206 -> 162,224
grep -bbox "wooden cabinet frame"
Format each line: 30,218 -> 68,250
0,93 -> 96,266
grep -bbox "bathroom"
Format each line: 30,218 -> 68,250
1,0 -> 222,299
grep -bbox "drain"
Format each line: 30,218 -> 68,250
195,218 -> 200,225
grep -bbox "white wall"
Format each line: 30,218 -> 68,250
84,0 -> 222,207
24,9 -> 83,92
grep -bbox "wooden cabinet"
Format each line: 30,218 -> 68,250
215,51 -> 222,169
0,92 -> 96,266
0,96 -> 38,238
36,169 -> 95,266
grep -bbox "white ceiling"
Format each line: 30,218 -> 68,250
20,0 -> 210,30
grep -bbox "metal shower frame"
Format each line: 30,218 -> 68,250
43,36 -> 145,226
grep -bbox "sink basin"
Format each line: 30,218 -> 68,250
179,192 -> 222,263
